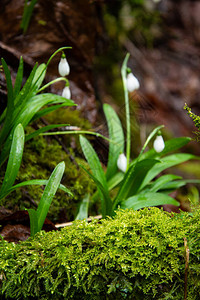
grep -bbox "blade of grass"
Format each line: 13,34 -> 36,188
20,0 -> 38,33
0,59 -> 14,145
13,57 -> 23,99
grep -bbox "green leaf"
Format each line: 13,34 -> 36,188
75,193 -> 90,220
158,179 -> 200,193
20,0 -> 38,33
103,103 -> 124,180
27,209 -> 39,237
13,57 -> 24,99
79,135 -> 108,190
1,58 -> 13,107
14,93 -> 74,130
0,59 -> 14,145
139,153 -> 199,191
149,174 -> 182,193
37,161 -> 65,232
31,63 -> 46,91
30,103 -> 73,123
79,163 -> 112,217
113,159 -> 159,210
0,124 -> 24,196
121,192 -> 180,210
0,180 -> 72,200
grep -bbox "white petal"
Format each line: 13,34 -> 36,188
58,58 -> 70,77
153,135 -> 165,153
126,73 -> 140,92
117,153 -> 127,173
62,86 -> 71,99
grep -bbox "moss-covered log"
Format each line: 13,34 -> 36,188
1,207 -> 200,299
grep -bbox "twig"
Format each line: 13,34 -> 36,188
55,214 -> 102,228
184,237 -> 190,300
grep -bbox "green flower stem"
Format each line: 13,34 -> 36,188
37,77 -> 69,93
121,53 -> 131,170
46,47 -> 72,67
41,130 -> 113,144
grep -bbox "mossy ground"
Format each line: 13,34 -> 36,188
1,207 -> 200,299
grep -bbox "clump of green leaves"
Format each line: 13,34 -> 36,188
0,47 -> 75,234
0,47 -> 75,167
1,207 -> 200,299
78,54 -> 200,219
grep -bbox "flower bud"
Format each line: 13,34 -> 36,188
117,153 -> 127,173
62,86 -> 71,99
126,72 -> 140,92
153,135 -> 165,153
58,56 -> 70,77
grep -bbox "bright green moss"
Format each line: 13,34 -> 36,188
1,207 -> 200,299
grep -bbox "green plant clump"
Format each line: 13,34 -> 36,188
1,207 -> 200,299
0,131 -> 95,222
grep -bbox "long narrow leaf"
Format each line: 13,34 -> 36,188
80,164 -> 112,217
79,135 -> 108,190
14,94 -> 74,131
139,153 -> 200,191
79,135 -> 113,215
149,174 -> 182,193
20,0 -> 38,33
75,193 -> 90,220
27,209 -> 39,237
0,180 -> 72,200
37,161 -> 65,232
121,192 -> 180,210
13,57 -> 24,99
30,103 -> 72,123
103,103 -> 124,180
0,124 -> 24,196
0,59 -> 14,145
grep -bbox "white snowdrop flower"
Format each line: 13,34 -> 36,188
58,55 -> 70,77
117,153 -> 127,173
153,135 -> 165,153
152,0 -> 161,3
126,72 -> 140,92
62,85 -> 71,99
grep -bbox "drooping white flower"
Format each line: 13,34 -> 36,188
62,85 -> 71,99
126,72 -> 140,92
58,55 -> 70,77
117,153 -> 127,173
153,135 -> 165,153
